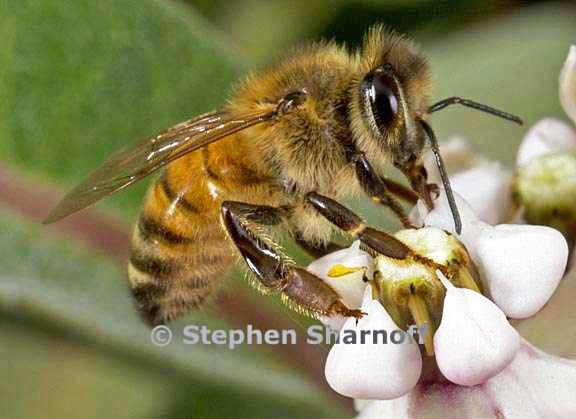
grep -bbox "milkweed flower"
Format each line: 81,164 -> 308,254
307,45 -> 576,419
422,47 -> 576,236
311,190 -> 572,417
414,190 -> 568,319
353,339 -> 576,419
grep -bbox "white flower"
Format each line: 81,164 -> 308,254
324,288 -> 422,400
320,189 -> 571,418
317,188 -> 572,417
475,223 -> 568,318
422,138 -> 513,225
414,188 -> 568,319
423,45 -> 576,229
513,46 -> 576,244
449,163 -> 512,225
355,340 -> 576,419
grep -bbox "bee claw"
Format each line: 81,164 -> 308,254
354,311 -> 368,326
427,183 -> 440,199
329,301 -> 366,320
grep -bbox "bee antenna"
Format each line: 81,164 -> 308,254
428,97 -> 523,126
418,119 -> 462,234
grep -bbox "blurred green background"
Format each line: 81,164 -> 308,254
0,1 -> 575,418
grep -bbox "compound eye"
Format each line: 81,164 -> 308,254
361,68 -> 399,130
371,71 -> 399,125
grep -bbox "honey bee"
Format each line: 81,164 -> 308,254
45,26 -> 521,326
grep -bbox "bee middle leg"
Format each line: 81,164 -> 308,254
220,201 -> 364,319
305,192 -> 448,274
353,153 -> 417,228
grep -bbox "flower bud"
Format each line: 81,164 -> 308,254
516,118 -> 576,167
514,151 -> 576,244
449,163 -> 512,225
560,45 -> 576,124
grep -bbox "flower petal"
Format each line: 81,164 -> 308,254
485,340 -> 576,418
434,273 -> 520,386
475,224 -> 568,319
517,263 -> 576,357
324,290 -> 422,400
516,118 -> 576,167
354,340 -> 576,419
449,163 -> 512,224
560,45 -> 576,125
411,190 -> 568,318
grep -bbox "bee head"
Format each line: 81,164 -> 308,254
350,26 -> 431,169
349,26 -> 522,235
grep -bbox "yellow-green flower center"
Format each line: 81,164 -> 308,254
373,227 -> 482,356
514,152 -> 576,244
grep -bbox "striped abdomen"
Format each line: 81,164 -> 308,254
128,148 -> 235,325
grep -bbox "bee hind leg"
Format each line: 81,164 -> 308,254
220,201 -> 364,319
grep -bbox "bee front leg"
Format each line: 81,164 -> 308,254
353,153 -> 417,228
395,157 -> 437,210
220,201 -> 364,319
305,192 -> 447,273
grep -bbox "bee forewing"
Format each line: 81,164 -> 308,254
44,110 -> 276,223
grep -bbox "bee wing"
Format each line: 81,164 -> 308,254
44,109 -> 276,223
